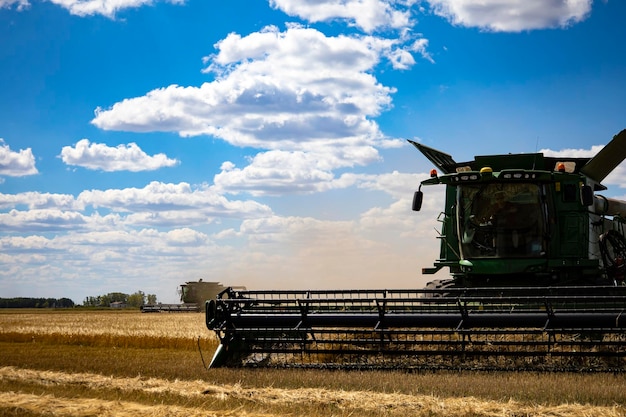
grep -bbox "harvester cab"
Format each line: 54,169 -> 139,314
410,129 -> 626,288
205,130 -> 626,371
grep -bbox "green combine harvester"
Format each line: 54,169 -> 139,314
141,280 -> 245,312
205,129 -> 626,371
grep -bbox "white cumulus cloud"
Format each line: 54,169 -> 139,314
0,181 -> 274,231
269,0 -> 418,33
0,209 -> 89,232
97,27 -> 393,139
91,25 -> 417,195
77,181 -> 273,217
60,139 -> 179,172
215,150 -> 335,196
427,0 -> 592,32
47,0 -> 185,18
0,139 -> 38,177
0,0 -> 29,10
92,25 -> 407,155
0,191 -> 80,210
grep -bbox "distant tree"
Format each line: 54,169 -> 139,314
94,292 -> 128,307
58,298 -> 75,308
107,292 -> 128,304
98,294 -> 111,306
0,297 -> 75,308
81,290 -> 158,309
83,296 -> 97,307
127,291 -> 145,308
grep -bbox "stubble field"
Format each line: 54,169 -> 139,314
0,309 -> 625,417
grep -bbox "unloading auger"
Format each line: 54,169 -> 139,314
205,129 -> 626,371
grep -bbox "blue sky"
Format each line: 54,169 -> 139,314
1,0 -> 625,304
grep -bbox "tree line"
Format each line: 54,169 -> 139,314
0,297 -> 75,308
82,291 -> 158,308
0,291 -> 158,309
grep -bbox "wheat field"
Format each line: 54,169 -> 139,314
1,309 -> 625,417
0,309 -> 207,341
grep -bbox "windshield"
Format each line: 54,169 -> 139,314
457,182 -> 546,258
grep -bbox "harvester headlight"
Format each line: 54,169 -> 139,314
459,174 -> 479,181
502,171 -> 537,180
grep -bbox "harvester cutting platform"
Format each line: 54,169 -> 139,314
206,129 -> 626,371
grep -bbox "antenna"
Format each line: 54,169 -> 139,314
532,136 -> 539,170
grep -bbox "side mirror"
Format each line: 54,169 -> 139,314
581,185 -> 594,207
412,190 -> 423,211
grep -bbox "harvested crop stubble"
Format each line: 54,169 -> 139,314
0,311 -> 207,340
1,367 -> 624,417
1,392 -> 265,417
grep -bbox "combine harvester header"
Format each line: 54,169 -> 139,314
206,129 -> 626,371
